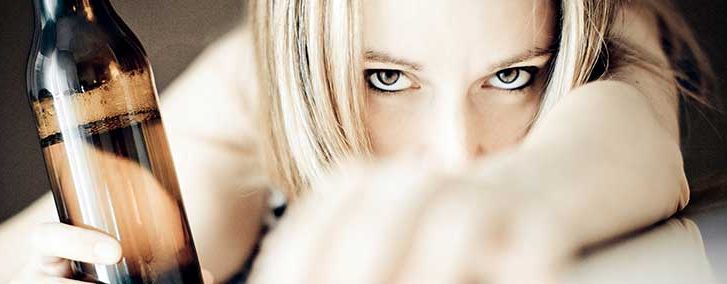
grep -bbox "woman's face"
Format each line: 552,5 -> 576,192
363,0 -> 554,167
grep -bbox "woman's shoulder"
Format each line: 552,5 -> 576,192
160,24 -> 260,146
156,26 -> 271,280
159,24 -> 270,192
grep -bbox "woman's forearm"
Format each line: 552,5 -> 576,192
516,80 -> 688,248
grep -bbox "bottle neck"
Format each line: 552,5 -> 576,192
35,0 -> 112,24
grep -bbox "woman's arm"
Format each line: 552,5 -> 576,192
512,3 -> 688,249
160,25 -> 268,281
0,25 -> 266,282
514,80 -> 687,249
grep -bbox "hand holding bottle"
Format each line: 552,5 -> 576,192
9,223 -> 214,283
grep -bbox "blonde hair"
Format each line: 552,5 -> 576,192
251,0 -> 713,197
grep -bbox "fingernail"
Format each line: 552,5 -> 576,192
93,241 -> 121,263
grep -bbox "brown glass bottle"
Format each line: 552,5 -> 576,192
26,0 -> 203,283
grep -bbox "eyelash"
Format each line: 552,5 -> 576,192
365,69 -> 413,94
364,66 -> 541,94
487,66 -> 540,92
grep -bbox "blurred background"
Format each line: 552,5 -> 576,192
0,0 -> 726,222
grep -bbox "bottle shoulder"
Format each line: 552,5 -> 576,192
28,14 -> 151,96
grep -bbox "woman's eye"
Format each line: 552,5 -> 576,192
487,67 -> 538,91
366,69 -> 414,92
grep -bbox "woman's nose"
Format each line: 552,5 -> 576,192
422,88 -> 482,170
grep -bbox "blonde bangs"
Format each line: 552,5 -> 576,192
252,0 -> 369,197
538,0 -> 617,119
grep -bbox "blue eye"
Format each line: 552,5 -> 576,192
487,67 -> 538,90
366,69 -> 414,92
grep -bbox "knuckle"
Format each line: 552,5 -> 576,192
32,223 -> 49,239
34,222 -> 62,240
31,224 -> 51,250
32,224 -> 61,252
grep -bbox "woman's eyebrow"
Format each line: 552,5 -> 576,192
365,47 -> 554,72
489,47 -> 555,72
365,51 -> 423,71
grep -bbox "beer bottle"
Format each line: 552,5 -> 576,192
26,0 -> 204,283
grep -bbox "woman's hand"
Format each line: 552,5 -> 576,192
9,222 -> 122,283
9,222 -> 214,284
250,157 -> 574,284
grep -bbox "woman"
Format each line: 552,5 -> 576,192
1,0 -> 715,283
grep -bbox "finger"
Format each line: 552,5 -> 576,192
468,190 -> 523,280
395,188 -> 477,284
34,256 -> 72,278
398,180 -> 506,283
494,207 -> 571,284
249,163 -> 369,284
12,259 -> 73,284
33,223 -> 121,265
10,275 -> 93,284
313,163 -> 444,284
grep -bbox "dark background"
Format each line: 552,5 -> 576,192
0,0 -> 726,222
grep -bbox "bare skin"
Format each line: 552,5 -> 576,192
1,0 -> 688,283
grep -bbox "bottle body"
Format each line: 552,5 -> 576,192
27,1 -> 203,283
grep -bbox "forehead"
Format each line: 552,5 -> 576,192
363,0 -> 554,70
